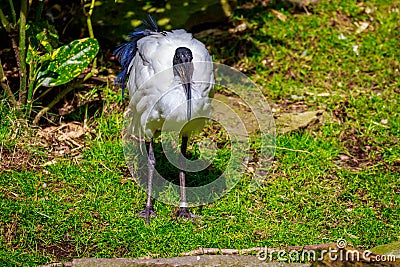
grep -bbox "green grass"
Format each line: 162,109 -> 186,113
1,0 -> 400,265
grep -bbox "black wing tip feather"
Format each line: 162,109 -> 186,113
113,14 -> 160,98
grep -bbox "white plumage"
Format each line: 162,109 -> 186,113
127,29 -> 214,139
115,16 -> 214,222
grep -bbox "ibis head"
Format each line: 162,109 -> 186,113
173,47 -> 194,121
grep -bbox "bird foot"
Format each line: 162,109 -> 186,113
138,206 -> 157,222
176,207 -> 200,219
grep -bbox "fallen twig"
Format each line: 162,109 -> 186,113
38,262 -> 70,267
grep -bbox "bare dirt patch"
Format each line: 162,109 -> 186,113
337,128 -> 383,171
0,146 -> 42,172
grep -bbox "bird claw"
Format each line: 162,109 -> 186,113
138,206 -> 157,222
176,207 -> 200,219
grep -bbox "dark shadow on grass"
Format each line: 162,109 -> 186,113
150,140 -> 226,188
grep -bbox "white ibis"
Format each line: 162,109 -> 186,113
114,15 -> 214,223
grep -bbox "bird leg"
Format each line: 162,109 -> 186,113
138,138 -> 157,223
177,136 -> 198,219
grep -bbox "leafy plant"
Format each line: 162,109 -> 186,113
26,23 -> 99,123
0,0 -> 99,124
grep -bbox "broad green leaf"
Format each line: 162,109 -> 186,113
26,44 -> 39,65
26,22 -> 59,76
26,22 -> 59,56
36,29 -> 59,53
37,38 -> 99,87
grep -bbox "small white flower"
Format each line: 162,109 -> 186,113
338,33 -> 347,40
352,45 -> 359,56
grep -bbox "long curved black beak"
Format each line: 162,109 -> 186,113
183,79 -> 192,121
173,47 -> 194,121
